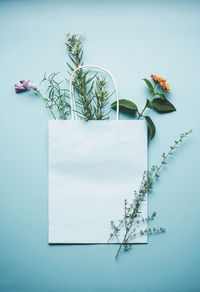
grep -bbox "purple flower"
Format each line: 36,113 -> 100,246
14,83 -> 27,93
14,78 -> 37,93
23,79 -> 37,90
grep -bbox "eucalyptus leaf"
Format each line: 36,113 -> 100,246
111,99 -> 138,112
143,79 -> 154,91
144,115 -> 156,140
151,98 -> 176,113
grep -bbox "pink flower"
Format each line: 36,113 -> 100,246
23,79 -> 37,90
14,83 -> 27,93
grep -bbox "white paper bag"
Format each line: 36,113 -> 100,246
48,65 -> 148,244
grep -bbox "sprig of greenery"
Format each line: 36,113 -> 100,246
111,76 -> 176,139
108,130 -> 192,259
92,76 -> 112,120
39,72 -> 70,120
65,33 -> 111,120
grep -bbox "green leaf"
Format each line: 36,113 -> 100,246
143,79 -> 154,91
144,116 -> 156,140
156,93 -> 166,100
67,62 -> 75,72
151,98 -> 176,113
85,72 -> 98,85
111,99 -> 138,112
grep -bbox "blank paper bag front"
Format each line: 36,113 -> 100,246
49,120 -> 147,244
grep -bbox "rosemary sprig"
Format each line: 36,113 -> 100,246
92,76 -> 111,120
40,72 -> 70,120
65,33 -> 111,120
109,130 -> 192,259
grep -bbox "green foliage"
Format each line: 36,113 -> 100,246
65,33 -> 83,61
111,99 -> 138,112
66,33 -> 112,120
108,130 -> 192,259
33,33 -> 176,131
34,33 -> 113,120
112,76 -> 176,140
39,72 -> 70,120
149,98 -> 176,113
28,33 -> 177,138
92,76 -> 111,120
155,92 -> 166,100
143,78 -> 154,91
144,115 -> 156,139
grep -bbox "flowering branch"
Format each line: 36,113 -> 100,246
111,74 -> 176,140
14,76 -> 69,120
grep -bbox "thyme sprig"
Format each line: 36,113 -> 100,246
109,130 -> 192,259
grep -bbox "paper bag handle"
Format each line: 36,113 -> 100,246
69,65 -> 119,120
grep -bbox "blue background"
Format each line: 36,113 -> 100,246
0,0 -> 200,291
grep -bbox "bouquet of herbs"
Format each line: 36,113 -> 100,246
14,33 -> 176,139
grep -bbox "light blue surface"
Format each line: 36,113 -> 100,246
0,0 -> 200,291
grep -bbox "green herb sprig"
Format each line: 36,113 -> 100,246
108,130 -> 192,259
65,33 -> 111,120
38,72 -> 70,120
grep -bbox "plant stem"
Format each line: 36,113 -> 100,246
35,89 -> 56,120
111,130 -> 192,259
115,230 -> 129,260
137,105 -> 147,120
137,84 -> 156,120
